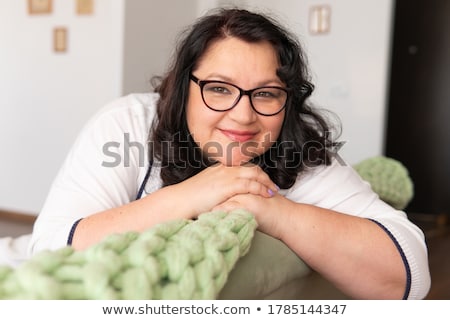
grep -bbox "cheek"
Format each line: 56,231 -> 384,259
186,105 -> 195,135
263,114 -> 285,145
186,90 -> 203,135
186,93 -> 221,141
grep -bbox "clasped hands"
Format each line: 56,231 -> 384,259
169,163 -> 294,238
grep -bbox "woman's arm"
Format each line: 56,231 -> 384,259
213,162 -> 431,299
273,198 -> 409,299
214,194 -> 407,299
72,164 -> 278,250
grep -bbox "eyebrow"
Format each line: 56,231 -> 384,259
202,72 -> 284,87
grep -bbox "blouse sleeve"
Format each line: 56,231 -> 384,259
28,94 -> 157,255
282,159 -> 431,299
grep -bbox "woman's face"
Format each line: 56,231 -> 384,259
186,37 -> 286,166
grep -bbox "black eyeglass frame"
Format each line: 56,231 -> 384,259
190,74 -> 290,116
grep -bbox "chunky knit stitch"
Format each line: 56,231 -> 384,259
354,156 -> 414,210
0,209 -> 257,299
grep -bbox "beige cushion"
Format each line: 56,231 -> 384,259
219,231 -> 349,300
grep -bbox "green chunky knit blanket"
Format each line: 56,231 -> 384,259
353,156 -> 414,210
0,210 -> 257,300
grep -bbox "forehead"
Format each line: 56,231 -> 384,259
195,37 -> 280,75
193,37 -> 282,89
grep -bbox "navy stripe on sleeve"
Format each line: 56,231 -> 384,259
67,218 -> 83,246
369,219 -> 411,299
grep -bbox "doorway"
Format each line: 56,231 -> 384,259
385,0 -> 450,215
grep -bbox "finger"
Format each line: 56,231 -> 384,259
238,178 -> 275,198
235,165 -> 279,194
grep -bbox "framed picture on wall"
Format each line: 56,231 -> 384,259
76,0 -> 94,15
54,27 -> 68,53
28,0 -> 52,15
309,5 -> 331,35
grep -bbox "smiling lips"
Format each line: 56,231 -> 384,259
219,129 -> 257,142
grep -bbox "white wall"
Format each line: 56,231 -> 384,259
0,0 -> 124,214
122,0 -> 196,94
0,0 -> 196,214
260,0 -> 393,166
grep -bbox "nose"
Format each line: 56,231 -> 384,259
227,94 -> 257,124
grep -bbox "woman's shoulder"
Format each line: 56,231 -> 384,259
281,158 -> 373,206
291,158 -> 355,187
81,93 -> 160,136
93,92 -> 159,121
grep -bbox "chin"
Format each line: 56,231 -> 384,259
217,155 -> 253,167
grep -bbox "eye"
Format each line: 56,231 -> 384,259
203,83 -> 233,95
212,87 -> 230,94
253,89 -> 283,99
254,91 -> 275,98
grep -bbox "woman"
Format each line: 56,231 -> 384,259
29,8 -> 430,299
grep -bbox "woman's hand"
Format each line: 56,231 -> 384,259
212,193 -> 295,240
168,163 -> 279,219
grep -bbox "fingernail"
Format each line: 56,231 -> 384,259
268,189 -> 274,197
275,185 -> 280,191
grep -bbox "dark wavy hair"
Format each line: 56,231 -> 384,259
151,8 -> 340,189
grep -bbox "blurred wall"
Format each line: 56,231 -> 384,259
0,0 -> 196,214
122,1 -> 196,94
0,0 -> 124,213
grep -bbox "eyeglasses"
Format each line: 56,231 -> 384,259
190,74 -> 289,116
